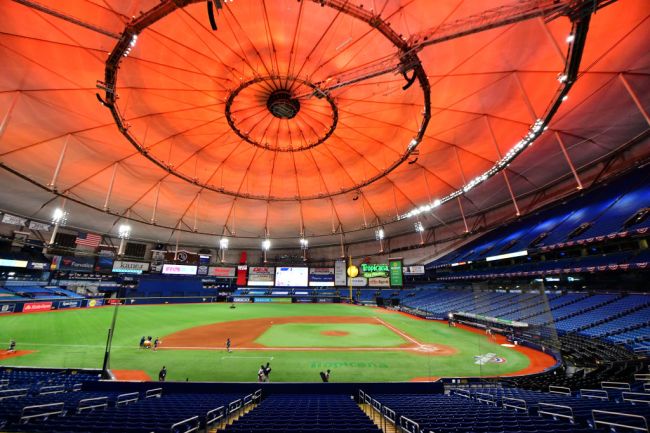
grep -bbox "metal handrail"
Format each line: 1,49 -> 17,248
476,392 -> 497,406
227,398 -> 242,415
634,374 -> 650,382
601,381 -> 631,390
0,387 -> 28,400
38,384 -> 65,395
20,402 -> 64,423
145,387 -> 163,398
502,396 -> 527,412
71,383 -> 83,392
116,391 -> 139,406
253,388 -> 262,403
399,415 -> 420,433
77,396 -> 108,413
622,392 -> 650,405
206,405 -> 225,426
580,389 -> 609,401
549,385 -> 571,396
243,393 -> 253,406
538,402 -> 574,422
170,415 -> 199,433
452,388 -> 471,399
592,409 -> 649,432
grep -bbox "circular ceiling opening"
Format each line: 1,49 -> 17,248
267,89 -> 300,119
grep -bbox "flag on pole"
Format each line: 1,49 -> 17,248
75,232 -> 101,247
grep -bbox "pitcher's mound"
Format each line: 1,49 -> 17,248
320,330 -> 350,336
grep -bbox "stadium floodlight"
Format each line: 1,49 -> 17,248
414,221 -> 424,233
262,239 -> 271,251
300,238 -> 308,249
375,228 -> 384,240
219,237 -> 229,250
118,224 -> 131,239
51,208 -> 68,225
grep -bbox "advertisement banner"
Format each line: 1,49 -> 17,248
87,299 -> 104,308
28,220 -> 51,231
2,213 -> 26,226
236,265 -> 248,286
368,277 -> 390,287
254,297 -> 273,303
58,256 -> 94,272
360,263 -> 389,278
162,264 -> 197,275
389,258 -> 403,287
0,258 -> 28,268
58,300 -> 81,309
23,301 -> 52,312
270,297 -> 292,303
96,256 -> 114,273
197,265 -> 208,276
403,265 -> 425,275
27,261 -> 49,270
209,266 -> 237,278
0,303 -> 16,314
248,266 -> 275,286
309,267 -> 335,286
334,260 -> 347,286
347,277 -> 367,287
233,297 -> 250,303
112,261 -> 150,274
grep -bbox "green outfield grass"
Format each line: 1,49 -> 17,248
0,303 -> 535,382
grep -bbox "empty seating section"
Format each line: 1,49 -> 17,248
0,285 -> 83,301
431,167 -> 650,267
227,394 -> 381,433
371,393 -> 594,433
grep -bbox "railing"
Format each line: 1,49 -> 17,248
451,388 -> 471,399
170,415 -> 199,433
20,402 -> 64,423
382,405 -> 397,433
0,379 -> 9,389
77,396 -> 108,413
634,374 -> 650,382
592,410 -> 649,432
476,392 -> 497,406
622,392 -> 650,405
399,415 -> 420,433
645,383 -> 650,392
145,387 -> 163,399
580,389 -> 609,400
538,402 -> 574,423
252,388 -> 262,404
71,383 -> 83,392
502,396 -> 527,412
38,384 -> 65,395
601,381 -> 631,390
205,405 -> 225,433
0,387 -> 28,400
227,397 -> 242,423
549,385 -> 571,396
243,393 -> 253,406
116,391 -> 139,406
359,389 -> 365,403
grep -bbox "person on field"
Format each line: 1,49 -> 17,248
153,337 -> 160,351
158,366 -> 167,382
258,365 -> 265,383
226,338 -> 232,353
139,336 -> 145,349
320,369 -> 331,382
263,362 -> 272,382
7,338 -> 16,353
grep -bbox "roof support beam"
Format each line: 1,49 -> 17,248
0,91 -> 20,141
151,182 -> 161,224
457,197 -> 469,234
103,163 -> 119,211
47,134 -> 70,192
554,131 -> 583,190
619,73 -> 650,126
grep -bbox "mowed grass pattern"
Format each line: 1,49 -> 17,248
255,323 -> 408,347
0,303 -> 532,382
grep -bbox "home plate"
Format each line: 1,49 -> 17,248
414,345 -> 439,353
500,343 -> 516,348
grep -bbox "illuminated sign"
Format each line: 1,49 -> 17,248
0,259 -> 28,268
112,260 -> 150,274
485,250 -> 528,262
360,263 -> 389,278
162,264 -> 198,275
389,259 -> 403,287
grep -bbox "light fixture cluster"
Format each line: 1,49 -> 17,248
51,208 -> 68,225
300,238 -> 309,249
123,34 -> 137,57
375,228 -> 385,240
414,221 -> 425,233
118,224 -> 131,239
262,239 -> 271,251
219,237 -> 229,250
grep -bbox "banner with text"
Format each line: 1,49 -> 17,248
309,267 -> 335,286
334,260 -> 347,286
389,258 -> 403,287
248,266 -> 275,286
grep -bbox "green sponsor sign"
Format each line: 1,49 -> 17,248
360,263 -> 389,278
389,259 -> 403,287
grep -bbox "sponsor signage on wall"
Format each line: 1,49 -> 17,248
347,277 -> 368,287
0,303 -> 16,314
0,259 -> 28,268
1,213 -> 27,226
236,265 -> 248,286
389,258 -> 403,287
58,256 -> 94,272
58,300 -> 81,309
209,266 -> 237,278
112,261 -> 150,274
248,267 -> 275,286
368,277 -> 390,287
87,299 -> 104,307
403,265 -> 425,275
308,267 -> 335,286
23,301 -> 52,312
27,262 -> 49,270
162,264 -> 198,275
360,263 -> 389,278
334,260 -> 347,286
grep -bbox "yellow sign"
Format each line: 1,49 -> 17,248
347,265 -> 359,278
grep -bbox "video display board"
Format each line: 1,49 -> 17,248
275,267 -> 309,287
162,264 -> 198,275
248,266 -> 275,286
309,267 -> 335,286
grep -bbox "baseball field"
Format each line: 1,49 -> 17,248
0,303 -> 556,382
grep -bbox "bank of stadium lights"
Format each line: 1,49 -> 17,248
219,237 -> 229,250
400,118 -> 549,221
118,224 -> 131,239
414,221 -> 425,233
299,238 -> 309,249
375,228 -> 384,240
566,34 -> 575,43
51,208 -> 68,225
123,34 -> 137,57
262,239 -> 271,251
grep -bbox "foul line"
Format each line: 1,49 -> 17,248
220,356 -> 274,360
373,316 -> 422,346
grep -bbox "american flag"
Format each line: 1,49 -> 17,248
75,232 -> 101,247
